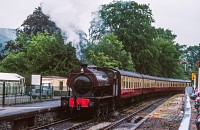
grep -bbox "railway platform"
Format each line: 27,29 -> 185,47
135,93 -> 196,130
0,94 -> 197,130
0,100 -> 60,118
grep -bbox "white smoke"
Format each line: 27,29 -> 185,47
41,0 -> 113,45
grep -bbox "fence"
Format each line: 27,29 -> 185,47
0,85 -> 71,106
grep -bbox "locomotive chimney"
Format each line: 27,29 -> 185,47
81,64 -> 88,68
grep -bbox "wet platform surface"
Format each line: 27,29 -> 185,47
0,100 -> 60,118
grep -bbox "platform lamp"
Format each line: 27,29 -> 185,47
198,60 -> 200,93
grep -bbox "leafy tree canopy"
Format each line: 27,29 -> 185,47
184,45 -> 200,72
17,7 -> 61,36
89,1 -> 156,74
1,7 -> 62,57
153,37 -> 184,78
156,28 -> 177,42
0,32 -> 80,76
85,33 -> 134,71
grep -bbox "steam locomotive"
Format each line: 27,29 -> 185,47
61,64 -> 191,117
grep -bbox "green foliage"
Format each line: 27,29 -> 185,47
87,51 -> 119,68
0,32 -> 80,76
153,38 -> 184,78
88,1 -> 187,78
184,45 -> 200,72
0,7 -> 81,77
89,1 -> 156,74
17,7 -> 61,36
86,33 -> 134,71
155,28 -> 187,78
0,2 -> 193,80
156,28 -> 177,42
2,7 -> 61,57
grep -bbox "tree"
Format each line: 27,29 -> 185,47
89,1 -> 156,73
184,45 -> 200,72
0,32 -> 80,76
17,7 -> 61,36
2,7 -> 62,55
154,28 -> 187,78
85,33 -> 134,71
156,28 -> 177,43
153,38 -> 184,78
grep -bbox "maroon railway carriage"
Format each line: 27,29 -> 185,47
61,64 -> 191,117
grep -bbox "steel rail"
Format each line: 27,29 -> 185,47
30,117 -> 75,130
99,98 -> 166,130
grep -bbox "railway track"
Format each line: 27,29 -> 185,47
37,97 -> 168,130
30,117 -> 75,130
23,96 -> 171,130
99,98 -> 167,130
62,100 -> 158,130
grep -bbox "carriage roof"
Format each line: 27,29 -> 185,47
168,78 -> 191,83
118,70 -> 143,78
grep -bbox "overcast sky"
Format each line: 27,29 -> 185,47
0,0 -> 199,46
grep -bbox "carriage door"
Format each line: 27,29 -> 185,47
113,72 -> 118,96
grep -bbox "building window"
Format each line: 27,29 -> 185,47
59,81 -> 63,90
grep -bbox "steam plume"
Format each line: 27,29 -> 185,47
41,0 -> 112,45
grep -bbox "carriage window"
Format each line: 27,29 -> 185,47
138,81 -> 140,88
121,76 -> 125,89
127,77 -> 130,88
126,77 -> 128,89
135,82 -> 138,88
130,78 -> 133,89
132,79 -> 134,89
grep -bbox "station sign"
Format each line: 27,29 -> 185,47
31,74 -> 41,85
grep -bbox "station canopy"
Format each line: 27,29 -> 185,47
0,72 -> 24,81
